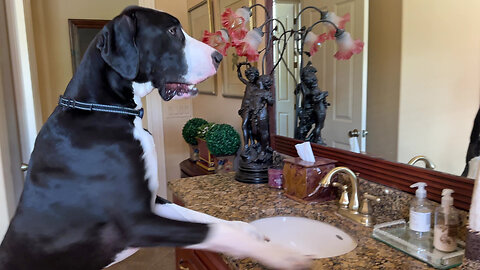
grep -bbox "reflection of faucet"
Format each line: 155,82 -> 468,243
408,155 -> 436,170
308,166 -> 380,227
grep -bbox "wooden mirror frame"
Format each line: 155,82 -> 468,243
272,136 -> 473,211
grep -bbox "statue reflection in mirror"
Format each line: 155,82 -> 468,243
294,62 -> 330,145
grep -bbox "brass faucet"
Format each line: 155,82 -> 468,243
408,155 -> 436,170
308,166 -> 380,227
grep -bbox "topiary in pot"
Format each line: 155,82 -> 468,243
182,118 -> 208,145
206,124 -> 241,156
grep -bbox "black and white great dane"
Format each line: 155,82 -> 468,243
0,6 -> 310,270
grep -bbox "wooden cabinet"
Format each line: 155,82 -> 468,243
176,248 -> 230,270
173,195 -> 229,270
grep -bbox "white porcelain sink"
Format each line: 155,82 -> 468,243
250,216 -> 357,259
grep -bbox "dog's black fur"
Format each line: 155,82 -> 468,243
0,6 -> 219,269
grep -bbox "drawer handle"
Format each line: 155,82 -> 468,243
178,259 -> 190,270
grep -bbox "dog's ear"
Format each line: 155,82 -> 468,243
97,14 -> 138,80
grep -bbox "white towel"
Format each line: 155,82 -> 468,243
467,156 -> 480,179
470,156 -> 480,231
349,137 -> 360,153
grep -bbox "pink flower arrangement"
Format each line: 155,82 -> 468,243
304,32 -> 328,56
202,7 -> 263,63
324,12 -> 350,39
334,32 -> 364,60
234,28 -> 263,62
201,29 -> 231,56
221,7 -> 250,41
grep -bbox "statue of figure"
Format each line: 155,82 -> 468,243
251,75 -> 274,156
304,72 -> 329,145
294,62 -> 329,145
237,63 -> 260,148
236,71 -> 274,184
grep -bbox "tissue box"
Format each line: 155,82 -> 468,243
283,157 -> 337,202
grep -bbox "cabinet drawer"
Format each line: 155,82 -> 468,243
176,248 -> 208,270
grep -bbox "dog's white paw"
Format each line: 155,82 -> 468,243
226,221 -> 266,242
253,242 -> 312,270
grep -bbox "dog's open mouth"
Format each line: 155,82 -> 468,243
165,83 -> 198,100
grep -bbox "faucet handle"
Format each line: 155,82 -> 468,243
359,193 -> 380,215
332,182 -> 349,208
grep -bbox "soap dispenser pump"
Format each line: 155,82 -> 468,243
409,182 -> 433,237
433,189 -> 459,252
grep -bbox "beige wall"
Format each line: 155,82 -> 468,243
31,0 -> 138,121
397,0 -> 480,174
155,0 -> 193,182
366,0 -> 402,161
368,0 -> 480,175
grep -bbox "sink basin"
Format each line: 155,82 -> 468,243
250,216 -> 357,259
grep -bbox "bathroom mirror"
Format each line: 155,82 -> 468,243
272,0 -> 480,178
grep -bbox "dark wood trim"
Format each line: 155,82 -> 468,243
68,19 -> 109,28
273,135 -> 474,211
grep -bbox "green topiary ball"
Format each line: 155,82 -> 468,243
182,118 -> 208,145
206,124 -> 240,156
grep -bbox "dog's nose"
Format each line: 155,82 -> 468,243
211,51 -> 223,70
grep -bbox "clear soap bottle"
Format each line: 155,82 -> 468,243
433,189 -> 459,252
409,182 -> 433,240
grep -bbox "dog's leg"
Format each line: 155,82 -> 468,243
154,196 -> 223,223
153,196 -> 265,241
130,214 -> 311,270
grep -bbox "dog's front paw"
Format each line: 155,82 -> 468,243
227,221 -> 266,242
254,242 -> 312,270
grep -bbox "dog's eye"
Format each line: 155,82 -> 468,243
168,27 -> 177,36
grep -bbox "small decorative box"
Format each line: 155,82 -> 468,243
282,157 -> 337,202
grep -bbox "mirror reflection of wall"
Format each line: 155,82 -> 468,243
274,0 -> 480,177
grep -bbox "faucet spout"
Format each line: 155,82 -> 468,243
309,166 -> 360,211
408,155 -> 436,170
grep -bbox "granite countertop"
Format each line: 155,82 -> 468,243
168,172 -> 458,270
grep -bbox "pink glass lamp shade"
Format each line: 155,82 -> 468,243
334,31 -> 364,60
304,31 -> 328,56
221,7 -> 251,41
324,12 -> 350,39
235,28 -> 263,62
202,29 -> 231,56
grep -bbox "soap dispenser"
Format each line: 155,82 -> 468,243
409,182 -> 433,238
433,189 -> 459,252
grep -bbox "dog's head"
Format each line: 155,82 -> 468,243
96,6 -> 222,101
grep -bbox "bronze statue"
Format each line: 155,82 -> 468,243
236,64 -> 274,183
251,75 -> 274,157
237,63 -> 260,148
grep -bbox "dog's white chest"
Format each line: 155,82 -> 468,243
131,82 -> 159,206
133,117 -> 158,205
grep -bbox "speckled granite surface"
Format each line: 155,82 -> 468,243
168,172 -> 464,269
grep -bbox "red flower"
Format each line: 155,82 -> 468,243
202,29 -> 231,56
234,28 -> 263,62
324,12 -> 350,40
221,7 -> 250,41
334,32 -> 364,60
304,32 -> 328,56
